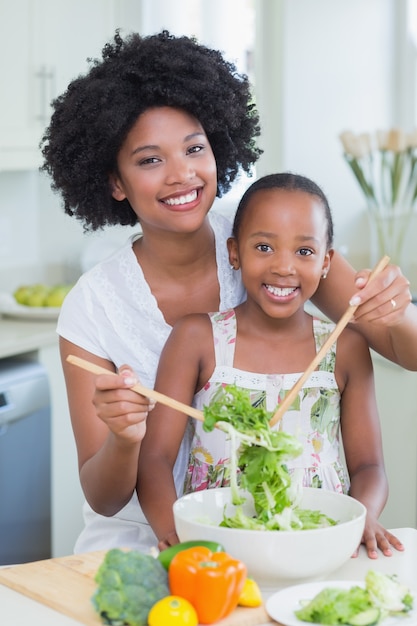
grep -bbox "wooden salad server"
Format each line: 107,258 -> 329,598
66,354 -> 205,422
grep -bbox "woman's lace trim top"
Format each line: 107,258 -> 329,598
57,212 -> 245,388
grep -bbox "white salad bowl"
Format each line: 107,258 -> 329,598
173,486 -> 366,590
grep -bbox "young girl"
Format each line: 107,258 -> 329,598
137,173 -> 402,560
41,30 -> 415,555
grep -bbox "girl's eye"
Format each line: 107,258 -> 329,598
256,243 -> 273,253
298,248 -> 313,256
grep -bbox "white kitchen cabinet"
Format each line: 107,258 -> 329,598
0,318 -> 85,556
0,0 -> 120,171
373,354 -> 417,530
0,0 -> 38,169
38,343 -> 85,557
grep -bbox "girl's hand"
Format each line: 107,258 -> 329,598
349,263 -> 412,325
92,365 -> 154,444
353,515 -> 405,559
157,530 -> 180,552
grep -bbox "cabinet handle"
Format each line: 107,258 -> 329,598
35,65 -> 55,123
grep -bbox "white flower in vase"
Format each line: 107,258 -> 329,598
339,128 -> 417,267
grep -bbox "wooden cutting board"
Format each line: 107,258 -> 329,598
0,551 -> 277,625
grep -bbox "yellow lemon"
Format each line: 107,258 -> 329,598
238,577 -> 263,607
148,595 -> 198,626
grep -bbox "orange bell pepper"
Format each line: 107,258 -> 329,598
168,546 -> 247,624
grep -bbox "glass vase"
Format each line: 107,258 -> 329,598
367,207 -> 413,270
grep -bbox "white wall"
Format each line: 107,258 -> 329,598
256,0 -> 392,262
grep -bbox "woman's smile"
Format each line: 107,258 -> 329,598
160,187 -> 202,210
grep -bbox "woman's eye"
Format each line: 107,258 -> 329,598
139,156 -> 161,166
187,144 -> 204,155
188,145 -> 201,155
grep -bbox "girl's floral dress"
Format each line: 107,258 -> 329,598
183,309 -> 349,496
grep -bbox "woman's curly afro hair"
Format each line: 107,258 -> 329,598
41,30 -> 262,231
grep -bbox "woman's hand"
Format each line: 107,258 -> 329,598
349,263 -> 412,325
93,365 -> 154,445
347,263 -> 417,369
354,514 -> 405,559
312,252 -> 417,369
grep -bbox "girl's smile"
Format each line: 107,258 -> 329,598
264,284 -> 299,300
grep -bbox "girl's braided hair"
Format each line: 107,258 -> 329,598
41,30 -> 262,231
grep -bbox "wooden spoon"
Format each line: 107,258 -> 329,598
269,255 -> 390,428
66,354 -> 205,422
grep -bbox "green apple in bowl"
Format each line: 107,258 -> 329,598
13,283 -> 49,306
13,283 -> 72,308
13,285 -> 33,305
45,284 -> 72,307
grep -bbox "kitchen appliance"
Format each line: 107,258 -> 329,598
0,357 -> 51,565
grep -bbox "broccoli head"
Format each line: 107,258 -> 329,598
92,549 -> 169,626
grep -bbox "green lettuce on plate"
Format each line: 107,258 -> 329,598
295,570 -> 414,625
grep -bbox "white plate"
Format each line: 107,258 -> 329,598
265,579 -> 416,626
0,292 -> 60,320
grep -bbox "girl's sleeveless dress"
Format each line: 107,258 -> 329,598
184,309 -> 350,495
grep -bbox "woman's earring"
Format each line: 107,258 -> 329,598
230,264 -> 235,270
321,271 -> 328,279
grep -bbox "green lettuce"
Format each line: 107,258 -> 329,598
294,570 -> 413,625
365,570 -> 414,617
203,384 -> 336,530
295,585 -> 373,625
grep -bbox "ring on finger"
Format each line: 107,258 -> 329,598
390,298 -> 397,309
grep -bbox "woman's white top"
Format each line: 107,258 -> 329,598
57,212 -> 245,554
